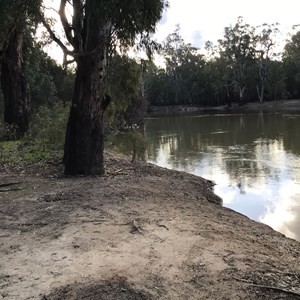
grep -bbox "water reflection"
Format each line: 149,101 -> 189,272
145,112 -> 300,241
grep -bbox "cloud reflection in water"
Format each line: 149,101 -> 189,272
145,113 -> 300,241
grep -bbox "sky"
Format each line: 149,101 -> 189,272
154,0 -> 300,49
43,0 -> 300,63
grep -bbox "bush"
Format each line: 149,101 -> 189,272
0,103 -> 69,164
106,129 -> 147,162
29,104 -> 69,150
0,122 -> 18,141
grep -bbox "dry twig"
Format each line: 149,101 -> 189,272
0,182 -> 22,188
248,283 -> 300,297
157,224 -> 169,230
131,219 -> 144,235
234,277 -> 300,297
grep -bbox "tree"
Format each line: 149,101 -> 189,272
144,64 -> 173,106
255,23 -> 279,103
204,40 -> 235,107
1,29 -> 30,136
39,0 -> 166,175
161,26 -> 207,106
25,41 -> 75,109
0,1 -> 41,136
283,30 -> 300,99
162,25 -> 184,104
175,43 -> 205,105
267,60 -> 286,100
218,17 -> 257,104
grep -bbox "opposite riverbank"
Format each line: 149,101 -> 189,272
1,151 -> 300,299
148,99 -> 300,115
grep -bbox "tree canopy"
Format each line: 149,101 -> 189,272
0,0 -> 41,53
39,0 -> 166,64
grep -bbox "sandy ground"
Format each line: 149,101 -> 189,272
1,152 -> 300,299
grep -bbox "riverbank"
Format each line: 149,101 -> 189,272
148,99 -> 300,115
1,152 -> 300,299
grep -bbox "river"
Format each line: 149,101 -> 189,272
144,111 -> 300,241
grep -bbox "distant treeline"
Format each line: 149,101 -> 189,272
143,19 -> 300,107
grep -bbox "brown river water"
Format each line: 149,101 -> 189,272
145,111 -> 300,241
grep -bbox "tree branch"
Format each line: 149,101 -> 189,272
59,0 -> 74,46
38,7 -> 111,60
38,11 -> 74,56
40,4 -> 59,15
63,53 -> 76,66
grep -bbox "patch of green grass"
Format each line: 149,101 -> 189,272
0,140 -> 63,164
0,140 -> 22,164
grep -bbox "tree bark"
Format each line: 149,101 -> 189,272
0,30 -> 30,136
60,3 -> 113,176
63,49 -> 110,175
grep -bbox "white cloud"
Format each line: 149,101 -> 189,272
155,0 -> 300,49
259,181 -> 300,240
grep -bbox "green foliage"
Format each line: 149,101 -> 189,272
144,64 -> 173,105
106,54 -> 146,127
90,0 -> 166,55
0,140 -> 22,163
267,61 -> 286,100
283,31 -> 300,98
0,104 -> 69,164
0,0 -> 41,54
107,130 -> 147,162
44,0 -> 166,57
29,104 -> 69,150
217,17 -> 257,103
0,122 -> 17,141
145,19 -> 300,107
25,41 -> 74,109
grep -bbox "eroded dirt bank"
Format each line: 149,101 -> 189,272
1,152 -> 300,299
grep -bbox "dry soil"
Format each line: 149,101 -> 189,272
1,152 -> 300,299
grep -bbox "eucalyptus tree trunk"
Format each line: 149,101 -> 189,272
225,84 -> 231,107
0,30 -> 30,136
257,53 -> 267,103
63,26 -> 111,175
256,83 -> 264,103
239,86 -> 246,105
42,0 -> 165,175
